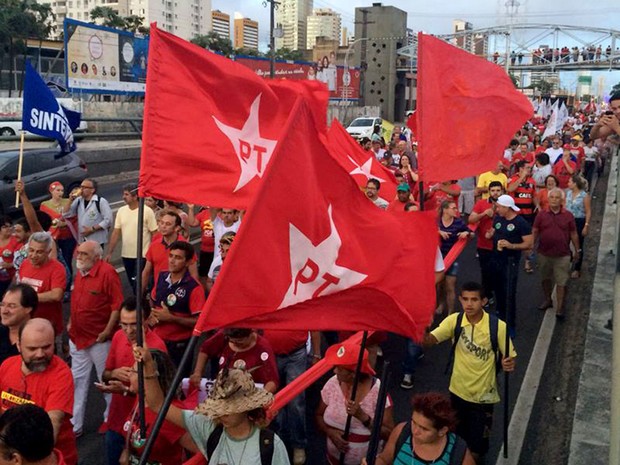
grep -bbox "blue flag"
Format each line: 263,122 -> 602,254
22,61 -> 80,156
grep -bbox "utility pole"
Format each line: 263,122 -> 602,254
263,0 -> 280,78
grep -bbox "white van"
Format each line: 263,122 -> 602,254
346,116 -> 382,140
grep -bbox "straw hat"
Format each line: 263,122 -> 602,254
195,368 -> 273,418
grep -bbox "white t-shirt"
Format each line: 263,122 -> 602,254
583,145 -> 599,161
532,164 -> 552,187
208,255 -> 222,280
213,216 -> 241,259
113,205 -> 158,258
545,147 -> 563,164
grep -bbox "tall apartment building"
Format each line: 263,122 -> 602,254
452,19 -> 488,57
354,3 -> 407,121
275,0 -> 313,51
234,15 -> 259,50
38,0 -> 211,40
211,10 -> 230,40
306,8 -> 341,49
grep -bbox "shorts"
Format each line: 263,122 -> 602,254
538,254 -> 571,286
446,261 -> 459,277
459,190 -> 475,215
198,250 -> 214,277
450,393 -> 494,456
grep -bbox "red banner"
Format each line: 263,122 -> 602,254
235,56 -> 360,101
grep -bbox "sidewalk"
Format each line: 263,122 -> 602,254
568,153 -> 616,464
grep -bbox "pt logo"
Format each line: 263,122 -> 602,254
279,205 -> 367,308
213,94 -> 277,192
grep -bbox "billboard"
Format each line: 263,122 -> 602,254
235,56 -> 360,101
64,18 -> 148,94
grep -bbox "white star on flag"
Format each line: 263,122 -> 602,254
279,205 -> 368,308
213,94 -> 278,192
348,155 -> 385,183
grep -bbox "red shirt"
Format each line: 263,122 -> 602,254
262,329 -> 308,355
19,259 -> 66,335
69,260 -> 124,350
145,233 -> 189,284
533,208 -> 576,257
200,331 -> 280,389
0,356 -> 77,465
0,236 -> 20,282
424,183 -> 461,212
552,159 -> 577,189
105,329 -> 167,435
569,146 -> 585,170
511,152 -> 534,166
508,175 -> 536,216
387,199 -> 409,213
471,199 -> 495,250
195,210 -> 215,252
40,202 -> 74,240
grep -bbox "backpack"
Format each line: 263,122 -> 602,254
206,425 -> 275,465
394,421 -> 467,465
79,196 -> 102,215
445,311 -> 501,375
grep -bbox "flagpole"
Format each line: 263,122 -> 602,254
14,131 -> 24,208
339,331 -> 368,465
416,32 -> 425,212
138,335 -> 200,465
365,361 -> 391,465
503,256 -> 516,458
135,197 -> 147,438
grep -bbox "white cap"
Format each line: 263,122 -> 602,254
496,194 -> 520,212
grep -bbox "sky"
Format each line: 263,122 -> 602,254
212,0 -> 620,93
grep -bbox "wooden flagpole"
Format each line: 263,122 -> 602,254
339,331 -> 369,465
135,197 -> 147,438
14,131 -> 25,208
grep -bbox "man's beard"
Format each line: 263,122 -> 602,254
24,356 -> 51,373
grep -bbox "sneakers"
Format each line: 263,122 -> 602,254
400,374 -> 414,390
293,448 -> 306,465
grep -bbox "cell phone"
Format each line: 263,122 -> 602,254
605,110 -> 614,115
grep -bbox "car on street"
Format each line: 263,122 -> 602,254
346,116 -> 383,140
0,148 -> 87,216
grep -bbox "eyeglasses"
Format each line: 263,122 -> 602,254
80,185 -> 94,189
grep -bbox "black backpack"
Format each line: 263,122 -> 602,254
394,421 -> 467,465
206,425 -> 275,465
445,311 -> 501,375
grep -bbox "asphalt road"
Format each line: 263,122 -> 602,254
73,172 -> 601,465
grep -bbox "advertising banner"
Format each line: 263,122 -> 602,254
64,18 -> 148,94
235,56 -> 360,101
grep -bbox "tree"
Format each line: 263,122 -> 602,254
235,47 -> 264,58
89,7 -> 148,34
0,0 -> 56,96
190,32 -> 233,57
274,47 -> 303,61
531,79 -> 554,96
612,82 -> 620,94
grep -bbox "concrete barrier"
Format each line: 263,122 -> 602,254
80,144 -> 142,177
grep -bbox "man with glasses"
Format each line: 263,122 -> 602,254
67,240 -> 123,437
545,137 -> 564,164
98,296 -> 167,465
65,178 -> 113,247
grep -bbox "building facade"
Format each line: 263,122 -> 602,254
275,0 -> 313,51
306,8 -> 341,49
354,3 -> 407,121
211,10 -> 230,40
452,19 -> 488,58
234,16 -> 259,50
39,0 -> 211,40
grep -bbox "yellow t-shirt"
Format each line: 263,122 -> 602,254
113,205 -> 159,258
431,312 -> 516,404
476,171 -> 507,199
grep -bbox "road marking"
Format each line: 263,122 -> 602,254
495,306 -> 557,464
114,237 -> 201,274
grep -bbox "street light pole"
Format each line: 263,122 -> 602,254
263,0 -> 279,78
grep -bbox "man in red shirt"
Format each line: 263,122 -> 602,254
553,145 -> 577,188
532,188 -> 580,319
149,241 -> 204,373
510,143 -> 534,174
187,204 -> 215,289
141,211 -> 198,290
424,180 -> 461,212
507,161 -> 537,272
68,240 -> 123,436
0,404 -> 71,465
469,181 -> 504,303
387,183 -> 412,212
0,318 -> 77,465
18,232 -> 66,336
99,296 -> 167,465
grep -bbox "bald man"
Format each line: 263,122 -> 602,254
0,318 -> 77,465
68,240 -> 123,437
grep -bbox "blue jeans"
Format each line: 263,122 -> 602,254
402,339 -> 424,375
105,430 -> 125,465
273,346 -> 308,449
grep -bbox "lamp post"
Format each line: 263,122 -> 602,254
263,0 -> 281,78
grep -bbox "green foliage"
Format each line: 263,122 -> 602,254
235,47 -> 264,58
0,0 -> 56,48
274,47 -> 303,61
191,32 -> 233,57
89,7 -> 148,34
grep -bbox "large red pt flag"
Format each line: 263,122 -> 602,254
139,25 -> 328,209
194,100 -> 438,341
327,119 -> 398,202
414,33 -> 533,182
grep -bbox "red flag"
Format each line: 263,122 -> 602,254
414,33 -> 533,183
194,100 -> 438,341
327,119 -> 398,202
139,25 -> 328,209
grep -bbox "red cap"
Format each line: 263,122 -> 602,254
48,181 -> 63,192
562,144 -> 571,150
324,342 -> 375,375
